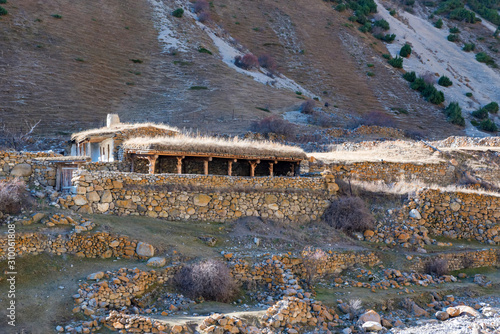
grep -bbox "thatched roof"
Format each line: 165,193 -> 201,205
71,123 -> 179,143
34,156 -> 90,162
123,135 -> 307,160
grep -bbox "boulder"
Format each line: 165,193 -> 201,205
358,310 -> 381,324
101,190 -> 112,203
73,195 -> 88,206
147,257 -> 166,267
446,307 -> 460,317
450,202 -> 461,212
86,191 -> 100,202
31,212 -> 46,223
264,194 -> 278,204
412,303 -> 429,317
435,311 -> 449,321
97,203 -> 109,213
362,321 -> 383,331
409,209 -> 421,219
136,242 -> 155,257
87,271 -> 104,280
10,163 -> 32,177
456,305 -> 479,317
193,194 -> 211,206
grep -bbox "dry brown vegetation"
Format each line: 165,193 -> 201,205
123,134 -> 306,159
0,178 -> 30,214
71,122 -> 179,142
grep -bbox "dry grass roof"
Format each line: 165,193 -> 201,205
71,123 -> 179,142
34,156 -> 90,162
123,135 -> 307,160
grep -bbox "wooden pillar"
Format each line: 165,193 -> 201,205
268,162 -> 274,177
176,156 -> 184,174
249,160 -> 260,177
228,159 -> 236,176
130,154 -> 135,173
203,159 -> 209,175
147,154 -> 158,174
291,162 -> 295,176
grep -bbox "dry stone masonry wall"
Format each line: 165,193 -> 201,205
0,151 -> 60,187
61,170 -> 336,222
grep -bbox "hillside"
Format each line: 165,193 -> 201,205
0,0 -> 498,139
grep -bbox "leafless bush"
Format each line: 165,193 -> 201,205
193,0 -> 209,13
0,178 -> 30,214
258,54 -> 278,75
172,259 -> 237,303
198,11 -> 211,22
347,299 -> 363,319
234,53 -> 259,70
422,71 -> 436,84
250,116 -> 297,140
461,255 -> 474,269
301,247 -> 327,285
300,99 -> 316,114
425,258 -> 449,276
323,196 -> 375,233
357,111 -> 396,128
0,120 -> 41,150
401,297 -> 414,311
310,111 -> 335,127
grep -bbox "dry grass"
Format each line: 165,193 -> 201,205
123,134 -> 306,159
33,156 -> 90,162
71,123 -> 179,143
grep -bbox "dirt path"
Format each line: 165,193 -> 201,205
375,0 -> 500,136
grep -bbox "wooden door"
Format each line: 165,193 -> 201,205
61,166 -> 77,190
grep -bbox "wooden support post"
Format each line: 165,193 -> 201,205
130,155 -> 135,173
147,154 -> 158,174
228,160 -> 233,176
203,159 -> 209,175
291,162 -> 295,176
268,162 -> 274,177
176,156 -> 184,174
249,160 -> 260,177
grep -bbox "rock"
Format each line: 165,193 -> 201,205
198,236 -> 217,247
147,257 -> 166,267
56,325 -> 64,332
101,190 -> 112,203
87,271 -> 104,280
264,194 -> 278,204
381,318 -> 392,329
97,203 -> 109,212
10,163 -> 32,177
446,307 -> 460,317
31,212 -> 46,223
435,311 -> 449,321
362,321 -> 383,331
342,328 -> 352,334
193,194 -> 211,206
450,202 -> 461,212
409,209 -> 421,219
456,305 -> 480,317
364,230 -> 375,238
86,191 -> 100,202
412,303 -> 429,317
358,310 -> 381,324
109,240 -> 120,248
393,320 -> 404,327
73,195 -> 88,206
136,242 -> 155,257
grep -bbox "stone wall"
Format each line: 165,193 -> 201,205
0,151 -> 60,188
60,170 -> 337,222
403,189 -> 500,244
82,161 -> 131,173
309,160 -> 456,186
410,249 -> 500,272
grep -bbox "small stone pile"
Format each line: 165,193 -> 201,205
262,296 -> 338,332
199,313 -> 257,334
74,268 -> 169,314
41,213 -> 96,233
104,310 -> 189,333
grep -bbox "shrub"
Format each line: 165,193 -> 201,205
410,77 -> 426,91
193,0 -> 209,13
172,8 -> 184,18
478,119 -> 498,132
198,11 -> 211,22
462,43 -> 475,52
51,14 -> 62,19
449,26 -> 460,33
335,4 -> 347,11
359,110 -> 396,127
438,75 -> 452,87
427,88 -> 445,104
258,54 -> 278,74
375,33 -> 396,42
447,34 -> 459,42
399,44 -> 412,57
450,8 -> 478,23
198,47 -> 212,55
0,0 -> 7,4
403,71 -> 416,82
382,53 -> 391,59
389,9 -> 396,16
173,259 -> 237,302
374,19 -> 390,30
356,14 -> 367,24
472,108 -> 488,119
425,258 -> 449,276
483,102 -> 499,114
367,71 -> 375,76
250,116 -> 297,139
476,52 -> 495,66
465,92 -> 473,97
434,18 -> 443,28
388,56 -> 403,68
359,23 -> 372,33
444,102 -> 465,126
0,178 -> 30,214
0,5 -> 7,16
234,53 -> 258,70
300,99 -> 316,114
323,197 -> 375,233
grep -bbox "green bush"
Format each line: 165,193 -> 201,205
444,102 -> 465,126
335,4 -> 347,11
462,43 -> 475,52
403,71 -> 416,82
450,8 -> 478,23
438,75 -> 452,87
51,14 -> 62,18
359,23 -> 372,33
435,18 -> 443,28
447,34 -> 459,42
172,8 -> 184,17
476,52 -> 495,66
388,56 -> 403,68
465,92 -> 473,97
400,44 -> 412,57
427,87 -> 445,104
410,77 -> 426,91
0,0 -> 7,4
356,14 -> 367,24
0,5 -> 7,16
374,19 -> 390,30
483,102 -> 499,114
478,119 -> 498,132
198,47 -> 212,55
472,108 -> 488,119
382,53 -> 391,59
449,26 -> 460,33
389,9 -> 396,16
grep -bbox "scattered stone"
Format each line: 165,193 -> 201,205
436,311 -> 449,321
146,257 -> 166,267
409,209 -> 421,219
136,242 -> 155,257
362,321 -> 383,331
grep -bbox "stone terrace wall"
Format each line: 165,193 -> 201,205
82,161 -> 131,173
410,249 -> 500,272
60,171 -> 335,222
309,160 -> 456,186
0,151 -> 60,187
403,189 -> 500,244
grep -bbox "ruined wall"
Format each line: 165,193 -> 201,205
0,151 -> 60,188
60,170 -> 337,222
309,160 -> 456,185
403,189 -> 500,244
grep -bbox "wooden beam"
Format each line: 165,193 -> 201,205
228,160 -> 233,176
268,162 -> 274,177
176,156 -> 184,174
